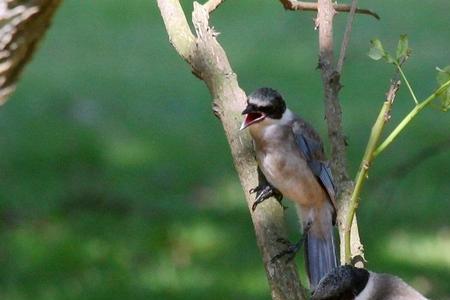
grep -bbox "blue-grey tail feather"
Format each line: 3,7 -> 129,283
305,228 -> 337,289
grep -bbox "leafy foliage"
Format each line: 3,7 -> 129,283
368,35 -> 411,64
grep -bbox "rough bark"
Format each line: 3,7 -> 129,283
0,0 -> 61,104
157,1 -> 306,299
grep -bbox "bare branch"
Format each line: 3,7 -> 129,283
0,0 -> 62,104
203,0 -> 226,13
316,0 -> 365,265
336,0 -> 358,74
317,0 -> 348,185
157,1 -> 306,298
156,0 -> 196,62
279,0 -> 379,19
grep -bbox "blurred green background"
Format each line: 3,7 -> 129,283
0,0 -> 449,299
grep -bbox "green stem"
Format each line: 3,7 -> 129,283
373,78 -> 450,157
395,62 -> 418,104
343,82 -> 399,264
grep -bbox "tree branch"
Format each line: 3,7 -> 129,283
0,0 -> 61,104
157,0 -> 196,61
157,1 -> 306,299
279,0 -> 379,19
336,0 -> 358,74
316,0 -> 348,192
203,0 -> 226,13
344,79 -> 401,263
373,78 -> 450,157
316,0 -> 365,265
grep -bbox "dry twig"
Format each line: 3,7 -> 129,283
336,0 -> 358,74
279,0 -> 379,19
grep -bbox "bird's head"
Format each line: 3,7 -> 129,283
240,87 -> 286,130
311,265 -> 370,300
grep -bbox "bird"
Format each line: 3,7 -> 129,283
240,87 -> 338,288
311,265 -> 428,300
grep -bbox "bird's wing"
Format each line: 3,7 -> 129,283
291,119 -> 337,210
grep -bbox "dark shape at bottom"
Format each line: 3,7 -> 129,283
311,265 -> 428,300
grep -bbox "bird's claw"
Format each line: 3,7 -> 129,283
276,237 -> 291,246
271,238 -> 304,263
250,185 -> 285,211
249,186 -> 261,194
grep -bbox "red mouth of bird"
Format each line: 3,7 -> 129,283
240,112 -> 266,130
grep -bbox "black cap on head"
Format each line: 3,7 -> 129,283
311,265 -> 370,300
247,87 -> 286,119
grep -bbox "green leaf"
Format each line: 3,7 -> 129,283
396,34 -> 410,61
368,38 -> 385,61
385,53 -> 396,64
368,38 -> 397,64
436,66 -> 450,111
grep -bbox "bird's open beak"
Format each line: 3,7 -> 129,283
240,106 -> 266,130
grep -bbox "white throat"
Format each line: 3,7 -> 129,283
279,108 -> 295,125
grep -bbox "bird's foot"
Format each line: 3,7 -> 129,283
249,184 -> 285,211
271,237 -> 304,263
